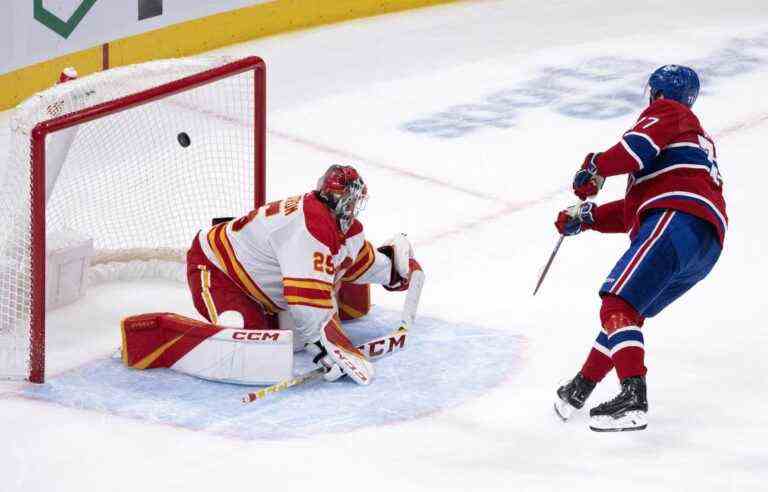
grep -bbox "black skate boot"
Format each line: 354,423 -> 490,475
589,375 -> 648,432
554,373 -> 597,421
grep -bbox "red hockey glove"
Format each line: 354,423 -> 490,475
555,202 -> 596,236
573,153 -> 605,200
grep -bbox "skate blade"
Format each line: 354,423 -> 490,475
589,410 -> 647,432
553,399 -> 576,422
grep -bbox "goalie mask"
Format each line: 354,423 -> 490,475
316,165 -> 368,234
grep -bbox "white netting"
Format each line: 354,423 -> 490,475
0,56 -> 260,380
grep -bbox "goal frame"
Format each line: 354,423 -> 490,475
26,56 -> 266,383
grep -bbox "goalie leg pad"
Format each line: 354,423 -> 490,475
321,314 -> 375,385
121,313 -> 293,385
337,282 -> 371,320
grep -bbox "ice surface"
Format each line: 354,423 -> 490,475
19,307 -> 524,440
2,1 -> 768,491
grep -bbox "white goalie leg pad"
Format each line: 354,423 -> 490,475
278,310 -> 306,352
217,310 -> 245,328
122,313 -> 294,385
172,327 -> 294,385
321,314 -> 374,385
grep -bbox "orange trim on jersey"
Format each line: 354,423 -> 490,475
199,266 -> 219,324
283,277 -> 333,292
342,241 -> 375,282
211,223 -> 281,314
284,276 -> 333,309
207,223 -> 229,276
340,302 -> 366,319
285,296 -> 335,309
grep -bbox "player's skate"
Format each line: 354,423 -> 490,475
589,376 -> 647,432
554,372 -> 596,421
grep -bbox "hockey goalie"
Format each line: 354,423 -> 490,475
121,165 -> 422,386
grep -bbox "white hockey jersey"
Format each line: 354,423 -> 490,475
197,192 -> 392,342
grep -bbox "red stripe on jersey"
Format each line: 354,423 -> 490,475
284,285 -> 333,301
611,210 -> 675,295
286,299 -> 334,309
212,224 -> 281,313
342,241 -> 375,282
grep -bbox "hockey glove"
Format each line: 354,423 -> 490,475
555,202 -> 596,236
378,234 -> 422,291
305,340 -> 345,382
573,153 -> 605,200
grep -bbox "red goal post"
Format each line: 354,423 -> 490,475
3,56 -> 266,383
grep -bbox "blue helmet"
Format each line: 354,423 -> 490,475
648,65 -> 700,107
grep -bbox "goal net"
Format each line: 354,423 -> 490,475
0,56 -> 266,383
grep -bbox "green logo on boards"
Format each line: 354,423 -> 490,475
34,0 -> 98,39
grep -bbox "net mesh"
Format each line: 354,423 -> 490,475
0,56 -> 260,380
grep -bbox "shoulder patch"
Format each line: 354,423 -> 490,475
303,193 -> 342,254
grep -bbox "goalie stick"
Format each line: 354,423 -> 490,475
242,270 -> 425,403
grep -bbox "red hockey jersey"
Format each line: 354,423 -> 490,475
591,98 -> 727,244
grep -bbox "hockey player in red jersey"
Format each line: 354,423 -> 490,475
185,164 -> 422,385
553,65 -> 726,431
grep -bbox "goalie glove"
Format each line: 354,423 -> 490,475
378,233 -> 422,291
304,314 -> 374,385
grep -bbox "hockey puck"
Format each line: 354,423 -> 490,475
177,132 -> 191,147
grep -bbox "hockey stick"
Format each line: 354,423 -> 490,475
357,269 -> 425,359
241,327 -> 410,404
242,270 -> 426,403
241,367 -> 327,403
532,235 -> 565,296
532,200 -> 584,296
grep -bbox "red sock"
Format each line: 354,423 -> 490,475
580,346 -> 613,382
611,344 -> 646,380
601,295 -> 647,380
